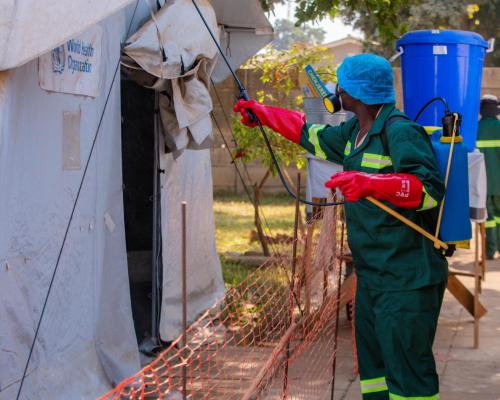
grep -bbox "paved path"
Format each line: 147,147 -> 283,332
333,244 -> 500,400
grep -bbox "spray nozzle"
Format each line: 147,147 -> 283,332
442,112 -> 462,137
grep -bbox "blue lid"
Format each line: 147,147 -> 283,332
397,29 -> 488,48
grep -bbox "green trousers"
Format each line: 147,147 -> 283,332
355,280 -> 446,400
486,195 -> 500,258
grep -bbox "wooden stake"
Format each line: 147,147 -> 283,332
474,223 -> 480,349
330,219 -> 345,400
447,273 -> 487,319
181,201 -> 188,400
480,222 -> 487,282
303,222 -> 315,315
282,173 -> 301,399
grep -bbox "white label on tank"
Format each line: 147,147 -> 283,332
433,45 -> 448,55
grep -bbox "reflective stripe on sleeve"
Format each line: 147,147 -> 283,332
361,153 -> 393,169
476,140 -> 500,148
389,392 -> 439,400
485,220 -> 497,229
307,124 -> 327,160
360,376 -> 388,394
344,141 -> 352,156
418,187 -> 439,211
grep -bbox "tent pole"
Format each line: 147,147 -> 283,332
152,91 -> 161,345
181,201 -> 188,399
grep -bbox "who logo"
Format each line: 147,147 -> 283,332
51,45 -> 66,74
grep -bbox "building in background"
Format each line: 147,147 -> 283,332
322,35 -> 363,64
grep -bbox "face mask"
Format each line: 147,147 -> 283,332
322,83 -> 343,114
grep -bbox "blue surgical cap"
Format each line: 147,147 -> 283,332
337,54 -> 395,105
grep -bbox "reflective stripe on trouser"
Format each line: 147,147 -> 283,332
355,280 -> 445,400
361,376 -> 388,394
486,195 -> 500,257
389,393 -> 439,399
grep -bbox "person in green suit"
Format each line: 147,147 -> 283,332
234,53 -> 447,400
477,95 -> 500,259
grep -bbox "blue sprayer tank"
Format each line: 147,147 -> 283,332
430,128 -> 472,243
397,30 -> 489,151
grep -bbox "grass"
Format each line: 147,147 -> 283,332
214,193 -> 307,340
214,192 -> 303,287
213,192 -> 304,254
220,256 -> 255,287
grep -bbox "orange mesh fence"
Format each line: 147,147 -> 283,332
99,204 -> 356,400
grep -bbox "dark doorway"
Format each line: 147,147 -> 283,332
120,79 -> 156,345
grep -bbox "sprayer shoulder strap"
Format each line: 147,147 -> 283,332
380,115 -> 411,155
381,114 -> 450,254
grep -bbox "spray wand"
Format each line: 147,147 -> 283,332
191,0 -> 450,250
191,0 -> 342,207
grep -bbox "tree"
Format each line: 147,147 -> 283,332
261,0 -> 409,48
350,0 -> 500,65
272,18 -> 326,50
260,0 -> 500,66
233,45 -> 336,255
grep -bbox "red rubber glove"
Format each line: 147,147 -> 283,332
325,171 -> 424,209
233,99 -> 305,144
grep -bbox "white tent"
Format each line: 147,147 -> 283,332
0,1 -> 272,399
0,6 -> 141,400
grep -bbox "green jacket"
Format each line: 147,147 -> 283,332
299,103 -> 448,290
477,117 -> 500,195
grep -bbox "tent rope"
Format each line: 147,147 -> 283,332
211,107 -> 305,319
210,78 -> 253,186
210,80 -> 283,257
210,81 -> 289,259
211,112 -> 282,259
15,2 -> 141,399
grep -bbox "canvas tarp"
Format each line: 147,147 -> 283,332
123,0 -> 218,155
159,148 -> 225,341
0,14 -> 140,400
0,0 -> 272,397
122,0 -> 274,84
468,150 -> 488,222
209,0 -> 274,83
122,0 -> 272,341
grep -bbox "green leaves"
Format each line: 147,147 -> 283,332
259,0 -> 499,65
272,18 -> 326,50
233,45 -> 337,175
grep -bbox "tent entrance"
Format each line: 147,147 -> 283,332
121,79 -> 162,350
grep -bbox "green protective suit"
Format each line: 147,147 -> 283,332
477,117 -> 500,258
299,103 -> 448,399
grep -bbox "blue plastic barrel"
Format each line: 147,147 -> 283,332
431,135 -> 472,243
397,30 -> 489,151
